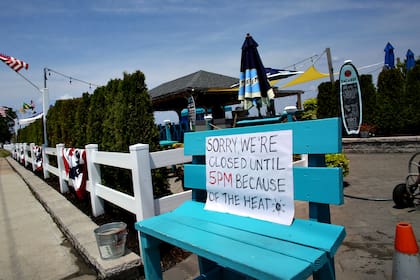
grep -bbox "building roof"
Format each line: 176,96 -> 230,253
148,69 -> 304,115
149,70 -> 238,100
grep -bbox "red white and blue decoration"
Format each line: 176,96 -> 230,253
33,145 -> 43,172
62,148 -> 87,199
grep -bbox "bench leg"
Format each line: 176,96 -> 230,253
140,232 -> 162,280
198,257 -> 220,276
197,257 -> 256,280
313,256 -> 336,280
309,202 -> 331,223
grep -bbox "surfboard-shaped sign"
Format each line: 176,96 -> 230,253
339,60 -> 362,134
187,95 -> 196,131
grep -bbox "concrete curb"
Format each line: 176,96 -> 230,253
6,157 -> 142,279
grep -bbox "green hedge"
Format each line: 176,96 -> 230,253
18,70 -> 169,198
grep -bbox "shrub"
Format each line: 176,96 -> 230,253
326,153 -> 349,177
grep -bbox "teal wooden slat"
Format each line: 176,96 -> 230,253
184,164 -> 206,190
137,216 -> 313,280
294,167 -> 343,205
236,117 -> 282,126
184,118 -> 341,155
171,201 -> 346,255
168,214 -> 327,271
184,164 -> 343,205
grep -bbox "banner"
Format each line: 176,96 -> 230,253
339,61 -> 362,134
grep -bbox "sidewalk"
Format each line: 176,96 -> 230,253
1,157 -> 141,279
0,157 -> 96,280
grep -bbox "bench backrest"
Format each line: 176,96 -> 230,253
183,118 -> 343,218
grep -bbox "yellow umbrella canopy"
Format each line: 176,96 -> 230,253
280,65 -> 329,89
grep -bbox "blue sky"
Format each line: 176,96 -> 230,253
1,0 -> 419,117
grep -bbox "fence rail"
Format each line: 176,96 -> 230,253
4,142 -> 192,254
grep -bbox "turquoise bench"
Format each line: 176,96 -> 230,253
135,117 -> 346,279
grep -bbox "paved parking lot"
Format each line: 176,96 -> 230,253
333,153 -> 419,279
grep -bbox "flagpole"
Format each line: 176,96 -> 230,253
11,69 -> 48,147
42,68 -> 49,147
18,70 -> 49,147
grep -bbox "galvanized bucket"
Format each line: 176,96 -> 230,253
94,222 -> 127,260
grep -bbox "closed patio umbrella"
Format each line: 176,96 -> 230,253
406,49 -> 415,70
238,33 -> 275,116
384,42 -> 395,69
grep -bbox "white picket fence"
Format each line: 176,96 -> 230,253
4,142 -> 193,253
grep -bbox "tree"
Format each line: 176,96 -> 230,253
405,62 -> 420,134
300,98 -> 317,120
86,86 -> 106,145
317,80 -> 339,119
359,75 -> 377,125
19,118 -> 43,144
0,117 -> 12,143
376,68 -> 405,135
73,92 -> 90,147
0,108 -> 16,143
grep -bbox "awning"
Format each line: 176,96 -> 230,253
280,65 -> 330,89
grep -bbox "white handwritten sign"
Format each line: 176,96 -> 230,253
205,130 -> 294,225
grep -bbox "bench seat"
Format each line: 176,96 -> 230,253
136,201 -> 345,280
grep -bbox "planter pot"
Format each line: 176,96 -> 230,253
360,131 -> 369,138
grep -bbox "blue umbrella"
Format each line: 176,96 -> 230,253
238,33 -> 275,116
384,42 -> 395,69
406,49 -> 415,70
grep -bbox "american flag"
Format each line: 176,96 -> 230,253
0,106 -> 6,118
0,53 -> 29,72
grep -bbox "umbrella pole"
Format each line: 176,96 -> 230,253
268,99 -> 276,116
256,99 -> 262,118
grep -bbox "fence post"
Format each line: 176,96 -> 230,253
56,144 -> 69,193
85,144 -> 105,217
30,143 -> 36,171
16,143 -> 18,161
42,144 -> 50,179
130,143 -> 155,254
23,143 -> 29,167
17,143 -> 21,162
130,143 -> 155,221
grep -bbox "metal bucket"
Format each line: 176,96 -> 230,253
94,222 -> 127,260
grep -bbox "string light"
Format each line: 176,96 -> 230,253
45,67 -> 101,89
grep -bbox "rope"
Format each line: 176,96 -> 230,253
282,53 -> 321,70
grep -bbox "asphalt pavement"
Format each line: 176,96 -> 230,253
166,152 -> 420,280
333,153 -> 420,279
